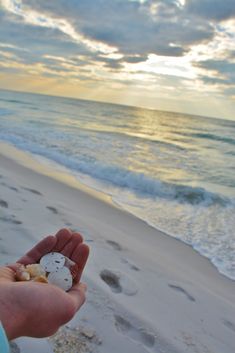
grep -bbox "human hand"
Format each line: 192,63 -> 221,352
0,228 -> 89,340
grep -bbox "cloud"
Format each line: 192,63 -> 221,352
194,59 -> 235,97
185,0 -> 235,21
3,0 -> 230,73
195,59 -> 235,81
18,0 -> 215,57
0,0 -> 235,119
195,59 -> 235,75
0,12 -> 83,58
224,87 -> 235,97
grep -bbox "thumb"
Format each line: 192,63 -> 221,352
67,282 -> 87,311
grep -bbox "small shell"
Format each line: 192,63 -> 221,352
69,263 -> 79,280
64,257 -> 76,267
47,267 -> 73,291
26,264 -> 46,278
33,275 -> 48,283
40,252 -> 65,272
65,257 -> 79,279
15,266 -> 30,281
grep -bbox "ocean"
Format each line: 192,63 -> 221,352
0,89 -> 234,280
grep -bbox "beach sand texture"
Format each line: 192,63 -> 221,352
0,143 -> 234,353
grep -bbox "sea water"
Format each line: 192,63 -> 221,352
0,89 -> 234,279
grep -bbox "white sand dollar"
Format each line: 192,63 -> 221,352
40,252 -> 66,272
47,267 -> 73,291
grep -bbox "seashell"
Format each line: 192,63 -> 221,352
15,252 -> 77,291
69,263 -> 79,280
64,257 -> 76,267
47,267 -> 73,291
65,257 -> 79,279
33,275 -> 48,283
26,264 -> 46,278
40,252 -> 65,272
81,328 -> 95,339
15,266 -> 30,281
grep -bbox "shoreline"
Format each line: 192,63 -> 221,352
0,141 -> 115,206
1,141 -> 234,283
0,142 -> 235,353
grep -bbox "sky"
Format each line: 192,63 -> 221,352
0,0 -> 235,120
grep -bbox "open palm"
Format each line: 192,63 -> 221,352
0,229 -> 89,340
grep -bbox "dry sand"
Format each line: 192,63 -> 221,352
0,142 -> 234,353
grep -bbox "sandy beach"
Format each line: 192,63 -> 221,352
0,142 -> 234,353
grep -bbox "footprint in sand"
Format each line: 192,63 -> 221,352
100,270 -> 122,293
100,269 -> 138,296
64,221 -> 73,227
222,319 -> 235,332
0,215 -> 22,225
22,187 -> 42,195
0,200 -> 8,208
168,284 -> 195,302
46,206 -> 59,214
106,240 -> 122,251
130,264 -> 140,271
0,182 -> 19,192
121,258 -> 140,272
114,315 -> 155,348
9,186 -> 19,192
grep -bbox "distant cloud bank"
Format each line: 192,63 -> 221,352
0,0 -> 235,119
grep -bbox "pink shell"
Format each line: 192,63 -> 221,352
70,263 -> 79,280
64,257 -> 79,279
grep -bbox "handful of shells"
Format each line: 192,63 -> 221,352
15,252 -> 78,291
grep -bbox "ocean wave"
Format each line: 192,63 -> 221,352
190,132 -> 235,146
34,146 -> 228,206
75,161 -> 229,206
73,126 -> 188,152
0,98 -> 29,105
0,133 -> 230,206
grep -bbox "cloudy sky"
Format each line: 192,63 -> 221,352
0,0 -> 235,120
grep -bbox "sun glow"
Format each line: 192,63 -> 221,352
132,54 -> 197,79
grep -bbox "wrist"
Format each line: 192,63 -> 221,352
0,283 -> 26,340
1,315 -> 19,341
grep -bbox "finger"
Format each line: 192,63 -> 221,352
17,235 -> 57,265
71,243 -> 89,283
61,232 -> 83,258
67,282 -> 87,311
0,266 -> 17,282
7,263 -> 22,272
53,228 -> 73,252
